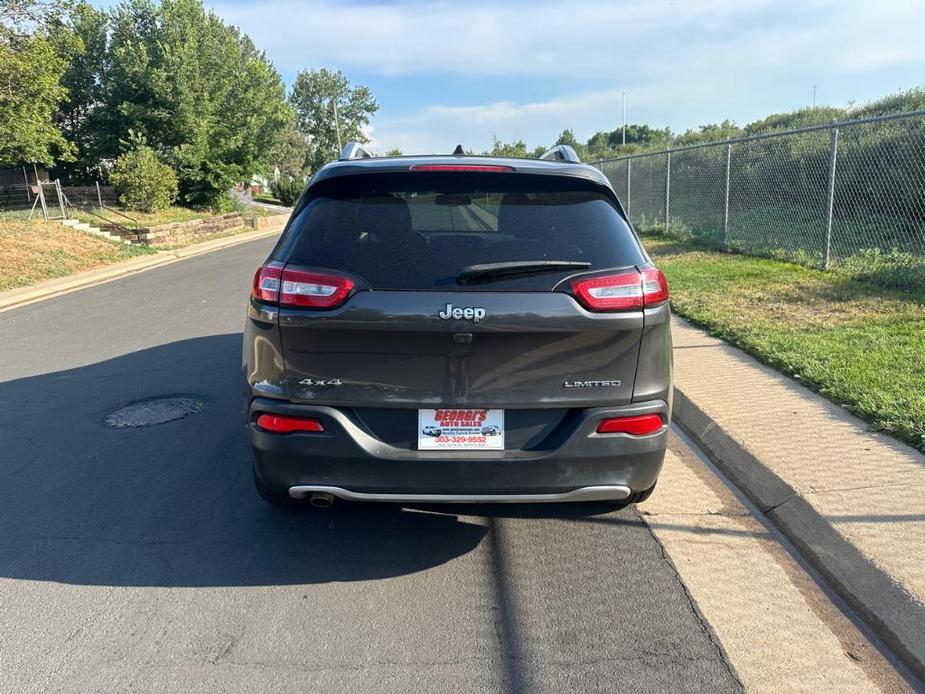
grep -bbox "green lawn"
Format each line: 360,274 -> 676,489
642,235 -> 925,451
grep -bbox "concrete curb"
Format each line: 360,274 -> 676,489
0,227 -> 281,314
672,386 -> 925,681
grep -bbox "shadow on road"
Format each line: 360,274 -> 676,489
0,333 -> 498,587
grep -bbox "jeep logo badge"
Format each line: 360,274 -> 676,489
439,303 -> 486,323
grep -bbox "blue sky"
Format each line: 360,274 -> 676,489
96,0 -> 925,154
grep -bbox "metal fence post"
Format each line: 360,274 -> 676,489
823,127 -> 839,269
96,180 -> 103,207
723,143 -> 732,248
37,183 -> 49,220
664,152 -> 671,227
626,159 -> 632,218
23,165 -> 31,203
55,179 -> 67,220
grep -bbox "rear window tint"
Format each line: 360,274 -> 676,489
278,172 -> 645,290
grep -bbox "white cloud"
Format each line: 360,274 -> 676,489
217,0 -> 925,78
210,0 -> 925,152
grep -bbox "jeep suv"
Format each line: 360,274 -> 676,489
244,144 -> 672,506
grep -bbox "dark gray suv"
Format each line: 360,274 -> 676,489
244,144 -> 672,507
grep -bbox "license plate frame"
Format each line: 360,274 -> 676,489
418,409 -> 504,451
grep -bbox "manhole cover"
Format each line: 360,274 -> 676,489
105,397 -> 204,428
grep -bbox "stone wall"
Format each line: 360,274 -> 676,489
102,211 -> 287,245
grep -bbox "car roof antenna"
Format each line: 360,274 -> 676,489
452,144 -> 465,155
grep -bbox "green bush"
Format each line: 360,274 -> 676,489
269,177 -> 303,207
110,146 -> 178,212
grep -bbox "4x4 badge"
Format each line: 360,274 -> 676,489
438,303 -> 486,323
299,378 -> 342,387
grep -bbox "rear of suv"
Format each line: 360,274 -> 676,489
244,144 -> 672,506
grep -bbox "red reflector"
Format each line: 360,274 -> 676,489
596,414 -> 664,435
408,164 -> 514,172
279,269 -> 354,309
251,262 -> 283,302
255,413 -> 324,433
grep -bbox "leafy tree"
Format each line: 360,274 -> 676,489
289,68 -> 378,174
0,0 -> 74,28
109,137 -> 178,211
0,18 -> 76,166
674,120 -> 743,145
270,113 -> 310,178
554,128 -> 588,159
103,0 -> 289,207
385,148 -> 403,156
489,136 -> 529,158
53,1 -> 108,181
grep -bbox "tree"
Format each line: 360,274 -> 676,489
0,0 -> 74,28
270,112 -> 310,178
103,0 -> 289,207
53,1 -> 108,181
489,136 -> 529,158
586,124 -> 674,158
0,16 -> 76,166
674,120 -> 743,146
554,129 -> 587,160
289,68 -> 378,174
385,148 -> 402,156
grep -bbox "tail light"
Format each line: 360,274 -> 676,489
251,264 -> 354,309
570,267 -> 669,312
255,413 -> 324,433
252,261 -> 283,302
596,414 -> 664,435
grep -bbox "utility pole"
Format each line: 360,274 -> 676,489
332,99 -> 343,152
622,91 -> 627,146
813,85 -> 817,108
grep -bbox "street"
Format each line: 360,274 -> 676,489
0,239 -> 912,693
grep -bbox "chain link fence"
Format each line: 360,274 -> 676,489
591,110 -> 925,286
0,180 -> 118,219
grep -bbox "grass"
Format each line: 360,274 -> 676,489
0,213 -> 155,292
642,234 -> 925,451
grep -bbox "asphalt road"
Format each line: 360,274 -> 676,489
0,238 -> 743,693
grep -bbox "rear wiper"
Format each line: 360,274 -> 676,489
457,261 -> 591,285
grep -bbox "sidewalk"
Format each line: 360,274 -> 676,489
670,316 -> 925,678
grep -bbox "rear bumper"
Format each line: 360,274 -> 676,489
248,398 -> 669,501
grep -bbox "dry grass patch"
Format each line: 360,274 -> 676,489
0,215 -> 154,292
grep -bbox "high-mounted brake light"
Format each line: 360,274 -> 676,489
408,164 -> 514,172
256,413 -> 324,433
570,267 -> 669,312
251,264 -> 355,309
596,414 -> 664,436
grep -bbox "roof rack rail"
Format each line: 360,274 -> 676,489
340,142 -> 373,161
540,144 -> 581,163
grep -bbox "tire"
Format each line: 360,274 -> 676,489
253,468 -> 300,507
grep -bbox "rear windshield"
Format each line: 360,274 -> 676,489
278,172 -> 645,290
